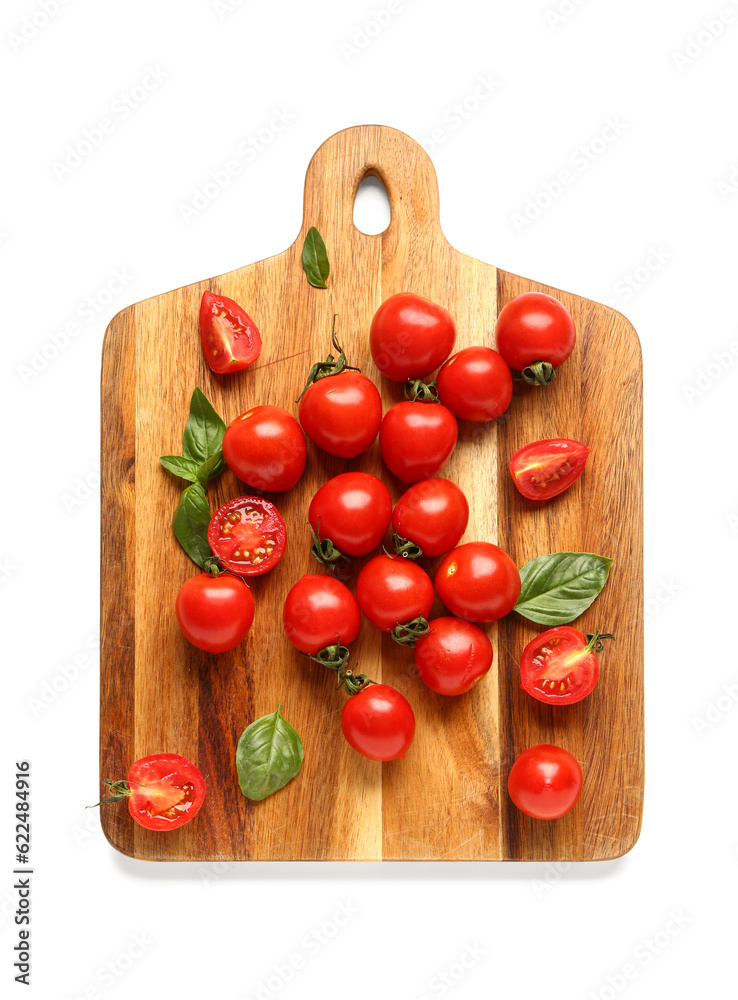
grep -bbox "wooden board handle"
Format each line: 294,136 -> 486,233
301,125 -> 443,244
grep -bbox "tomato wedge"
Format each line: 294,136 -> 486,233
520,626 -> 614,705
199,291 -> 262,374
208,496 -> 286,576
509,438 -> 590,500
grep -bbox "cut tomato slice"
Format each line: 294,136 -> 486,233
520,626 -> 613,705
208,496 -> 286,576
509,437 -> 589,500
199,290 -> 262,374
126,753 -> 206,831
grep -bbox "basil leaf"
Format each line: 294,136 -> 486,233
301,227 -> 330,288
196,451 -> 225,486
172,482 -> 211,569
159,455 -> 199,482
514,552 -> 614,626
236,706 -> 304,802
182,388 -> 226,467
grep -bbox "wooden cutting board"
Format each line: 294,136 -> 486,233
100,124 -> 643,862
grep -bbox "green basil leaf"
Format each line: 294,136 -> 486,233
236,706 -> 304,802
172,482 -> 211,569
159,455 -> 199,482
514,552 -> 614,626
196,451 -> 225,486
182,388 -> 226,467
301,227 -> 330,288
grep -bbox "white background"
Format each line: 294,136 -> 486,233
2,1 -> 737,998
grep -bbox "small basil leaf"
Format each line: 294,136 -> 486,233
160,455 -> 199,482
182,388 -> 226,466
514,552 -> 614,626
236,706 -> 304,802
172,482 -> 211,569
301,227 -> 330,288
196,451 -> 225,486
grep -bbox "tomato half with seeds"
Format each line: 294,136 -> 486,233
380,401 -> 458,483
520,626 -> 614,705
100,754 -> 207,832
341,684 -> 415,761
199,291 -> 262,374
413,617 -> 493,696
308,472 -> 392,560
508,745 -> 582,820
175,573 -> 254,653
223,405 -> 306,492
495,292 -> 575,385
283,574 -> 361,656
370,292 -> 456,382
208,496 -> 286,576
356,554 -> 434,640
509,438 -> 590,501
391,478 -> 469,558
435,542 -> 520,622
436,346 -> 513,422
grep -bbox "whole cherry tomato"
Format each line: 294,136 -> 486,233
435,542 -> 520,622
223,405 -> 306,491
308,472 -> 392,562
175,572 -> 255,653
99,753 -> 207,831
199,291 -> 261,374
520,626 -> 614,706
508,744 -> 583,819
370,292 -> 456,381
208,496 -> 286,576
380,400 -> 458,483
391,478 -> 469,558
341,684 -> 415,761
356,554 -> 434,641
413,617 -> 493,696
436,346 -> 512,421
283,574 -> 362,656
509,438 -> 590,501
495,292 -> 576,386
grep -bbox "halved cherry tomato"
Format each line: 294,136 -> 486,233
380,401 -> 458,483
509,438 -> 590,501
435,542 -> 520,622
308,472 -> 392,561
283,574 -> 361,656
508,745 -> 582,820
391,478 -> 469,558
436,346 -> 513,422
413,617 -> 493,696
99,753 -> 207,832
341,684 -> 415,761
199,291 -> 262,374
356,554 -> 434,641
208,496 -> 286,576
520,626 -> 614,705
175,573 -> 254,653
223,405 -> 306,492
370,292 -> 456,382
495,292 -> 575,386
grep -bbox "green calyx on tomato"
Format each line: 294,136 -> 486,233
297,315 -> 360,401
309,517 -> 350,567
404,379 -> 440,403
391,616 -> 432,647
495,292 -> 576,387
390,532 -> 424,561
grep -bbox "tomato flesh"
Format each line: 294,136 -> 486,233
208,496 -> 286,576
283,574 -> 361,655
199,291 -> 262,374
520,626 -> 601,705
507,744 -> 582,820
341,684 -> 415,761
509,438 -> 590,501
127,753 -> 206,831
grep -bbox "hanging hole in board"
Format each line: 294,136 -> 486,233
353,175 -> 391,235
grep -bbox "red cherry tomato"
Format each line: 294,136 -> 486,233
124,754 -> 206,831
508,745 -> 583,820
495,292 -> 576,383
223,405 -> 306,491
436,346 -> 513,422
308,473 -> 392,559
199,291 -> 261,374
356,554 -> 434,635
299,371 -> 382,458
509,438 -> 590,501
208,496 -> 286,576
283,574 -> 362,656
413,617 -> 493,696
175,573 -> 254,653
370,292 -> 456,382
520,626 -> 614,705
380,401 -> 458,483
341,684 -> 415,761
435,542 -> 520,622
391,478 -> 469,558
